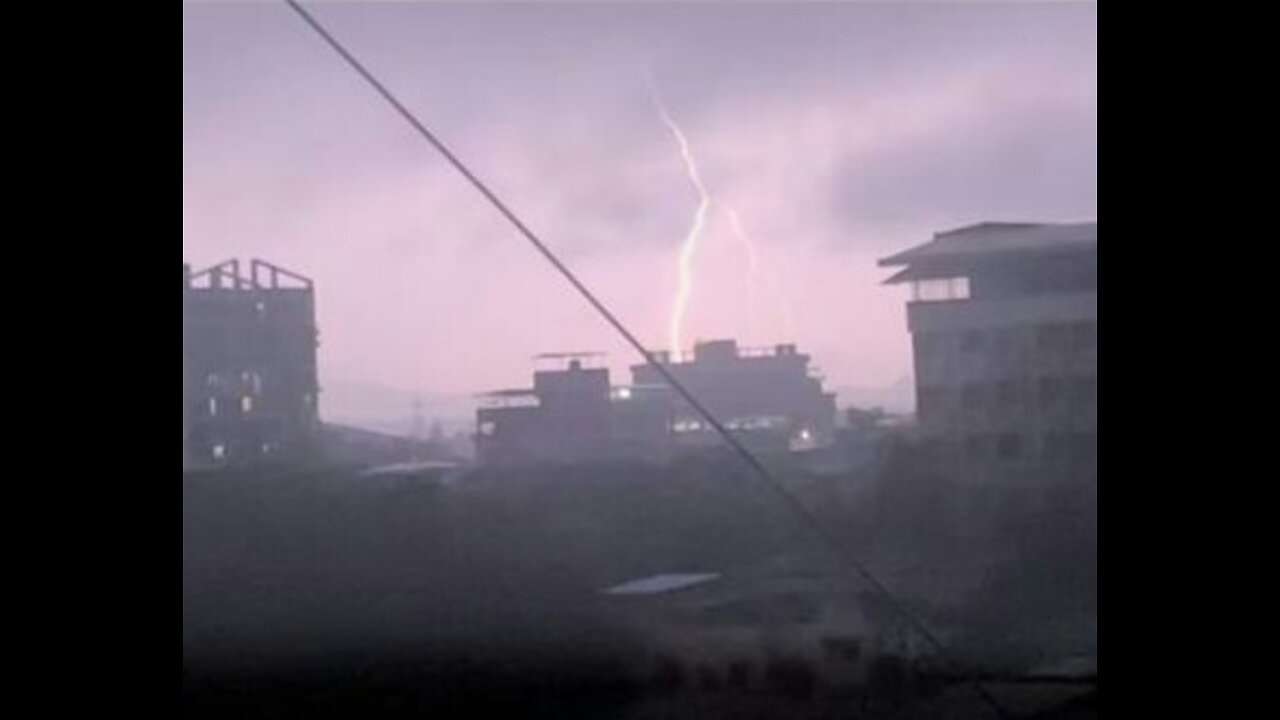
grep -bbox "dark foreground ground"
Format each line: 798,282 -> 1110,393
184,660 -> 1096,720
183,458 -> 1097,718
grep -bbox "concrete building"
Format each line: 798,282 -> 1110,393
880,222 -> 1098,483
632,340 -> 838,453
476,341 -> 837,466
183,353 -> 194,469
182,259 -> 320,469
476,354 -> 671,466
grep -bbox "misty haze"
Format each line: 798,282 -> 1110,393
183,2 -> 1098,718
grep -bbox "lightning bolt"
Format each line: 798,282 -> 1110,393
649,73 -> 796,355
651,89 -> 712,361
724,207 -> 796,336
725,207 -> 760,276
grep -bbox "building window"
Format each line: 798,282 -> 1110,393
1071,322 -> 1098,350
912,277 -> 971,303
1072,433 -> 1097,461
1042,433 -> 1065,462
961,384 -> 986,410
1043,433 -> 1093,463
991,328 -> 1019,366
914,332 -> 941,356
673,420 -> 705,433
1039,377 -> 1066,407
918,386 -> 945,420
961,329 -> 988,353
997,434 -> 1023,461
997,380 -> 1024,406
965,434 -> 992,461
240,371 -> 264,395
1036,324 -> 1070,354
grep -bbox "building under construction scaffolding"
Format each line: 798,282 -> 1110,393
182,259 -> 320,470
476,341 -> 836,466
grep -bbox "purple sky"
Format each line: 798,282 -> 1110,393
183,1 -> 1097,406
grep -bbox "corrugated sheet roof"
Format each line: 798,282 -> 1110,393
602,573 -> 722,596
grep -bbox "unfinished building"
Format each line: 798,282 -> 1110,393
182,259 -> 320,470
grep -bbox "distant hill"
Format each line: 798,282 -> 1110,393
321,378 -> 915,432
320,380 -> 476,436
835,377 -> 915,415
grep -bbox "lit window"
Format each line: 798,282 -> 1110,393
673,420 -> 704,433
912,277 -> 971,303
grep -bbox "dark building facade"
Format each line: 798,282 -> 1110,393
476,341 -> 836,466
632,340 -> 837,452
183,259 -> 320,469
476,355 -> 617,466
880,222 -> 1098,483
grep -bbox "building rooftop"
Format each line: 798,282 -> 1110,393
879,222 -> 1098,268
184,259 -> 314,291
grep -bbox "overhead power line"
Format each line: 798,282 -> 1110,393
280,2 -> 1011,717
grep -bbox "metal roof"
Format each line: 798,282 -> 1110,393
880,222 -> 1098,267
602,573 -> 722,596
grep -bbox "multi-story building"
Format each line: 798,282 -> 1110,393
183,352 -> 194,469
476,355 -> 612,465
476,354 -> 665,466
476,341 -> 837,466
182,259 -> 320,469
880,222 -> 1097,483
632,340 -> 837,452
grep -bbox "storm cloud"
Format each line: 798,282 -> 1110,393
183,1 -> 1097,414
